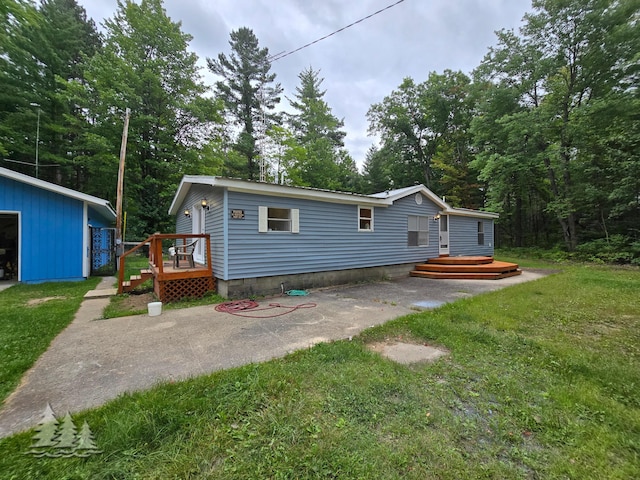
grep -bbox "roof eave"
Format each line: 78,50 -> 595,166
169,176 -> 389,214
1,166 -> 116,219
444,208 -> 499,219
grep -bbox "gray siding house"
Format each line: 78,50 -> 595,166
168,177 -> 498,297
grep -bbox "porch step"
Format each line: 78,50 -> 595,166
411,256 -> 522,280
425,256 -> 494,265
120,269 -> 154,293
410,270 -> 522,280
414,260 -> 519,274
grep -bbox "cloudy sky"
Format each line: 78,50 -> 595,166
79,0 -> 533,169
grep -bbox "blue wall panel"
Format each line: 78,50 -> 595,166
0,176 -> 85,282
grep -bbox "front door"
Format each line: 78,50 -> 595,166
439,215 -> 450,256
191,206 -> 206,264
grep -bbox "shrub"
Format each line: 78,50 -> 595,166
574,235 -> 639,264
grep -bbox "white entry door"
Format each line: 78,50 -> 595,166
191,206 -> 206,264
438,215 -> 450,256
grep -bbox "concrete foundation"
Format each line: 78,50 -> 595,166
216,263 -> 416,298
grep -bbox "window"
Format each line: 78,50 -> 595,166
259,207 -> 299,233
408,215 -> 429,246
359,207 -> 373,231
478,221 -> 485,245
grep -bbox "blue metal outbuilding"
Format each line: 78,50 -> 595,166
0,167 -> 116,283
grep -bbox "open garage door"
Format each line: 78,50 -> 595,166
0,213 -> 19,280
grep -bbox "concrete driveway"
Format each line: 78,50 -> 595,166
0,270 -> 549,438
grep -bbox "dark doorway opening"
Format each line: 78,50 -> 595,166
0,213 -> 18,280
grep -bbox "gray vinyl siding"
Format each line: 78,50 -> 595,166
174,184 -> 496,280
224,190 -> 441,280
174,186 -> 224,277
449,216 -> 495,257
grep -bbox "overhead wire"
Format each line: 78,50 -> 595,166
269,0 -> 407,62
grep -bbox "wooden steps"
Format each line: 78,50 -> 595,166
423,255 -> 494,265
411,256 -> 522,280
121,268 -> 153,293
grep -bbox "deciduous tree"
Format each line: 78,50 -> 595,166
81,0 -> 221,237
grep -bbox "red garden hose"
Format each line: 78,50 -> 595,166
215,300 -> 316,318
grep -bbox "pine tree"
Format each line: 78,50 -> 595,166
27,403 -> 59,456
286,67 -> 358,191
54,412 -> 78,457
288,67 -> 345,148
75,420 -> 102,456
208,27 -> 282,180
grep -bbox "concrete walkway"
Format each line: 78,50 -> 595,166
0,270 -> 549,438
0,280 -> 17,292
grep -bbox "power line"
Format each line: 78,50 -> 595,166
2,158 -> 59,168
269,0 -> 407,62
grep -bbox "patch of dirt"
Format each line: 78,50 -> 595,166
368,339 -> 449,365
27,296 -> 67,306
120,292 -> 156,312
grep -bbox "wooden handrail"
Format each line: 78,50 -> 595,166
117,233 -> 212,294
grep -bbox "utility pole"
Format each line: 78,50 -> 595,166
115,108 -> 130,262
30,103 -> 40,178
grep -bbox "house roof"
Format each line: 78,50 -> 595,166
0,167 -> 116,221
168,176 -> 498,219
370,185 -> 498,219
169,176 -> 382,214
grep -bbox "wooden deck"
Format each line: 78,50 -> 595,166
118,233 -> 215,302
411,256 -> 522,280
153,261 -> 209,275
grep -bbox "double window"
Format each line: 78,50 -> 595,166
258,207 -> 299,233
408,215 -> 429,246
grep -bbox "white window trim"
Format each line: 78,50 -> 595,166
258,206 -> 299,233
358,206 -> 373,232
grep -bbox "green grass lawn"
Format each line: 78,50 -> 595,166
1,265 -> 639,479
0,278 -> 100,404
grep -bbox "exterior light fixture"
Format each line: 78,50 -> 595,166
201,198 -> 209,210
184,208 -> 191,218
433,214 -> 441,221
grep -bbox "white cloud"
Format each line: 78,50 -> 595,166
79,0 -> 532,168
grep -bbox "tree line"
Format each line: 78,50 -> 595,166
1,0 -> 638,260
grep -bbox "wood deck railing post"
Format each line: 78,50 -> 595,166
205,234 -> 212,276
154,235 -> 164,275
117,255 -> 126,294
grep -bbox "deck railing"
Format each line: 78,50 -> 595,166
117,233 -> 212,295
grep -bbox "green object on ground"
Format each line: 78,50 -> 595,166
286,289 -> 309,296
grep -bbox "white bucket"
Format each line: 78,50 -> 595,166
147,302 -> 163,316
